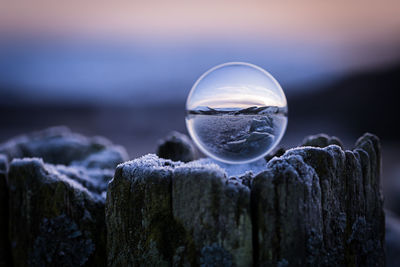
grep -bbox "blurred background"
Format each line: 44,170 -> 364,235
0,0 -> 400,263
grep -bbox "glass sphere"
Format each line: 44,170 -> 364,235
185,62 -> 288,164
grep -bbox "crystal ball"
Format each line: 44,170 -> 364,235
185,62 -> 288,164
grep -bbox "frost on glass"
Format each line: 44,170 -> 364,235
186,62 -> 288,164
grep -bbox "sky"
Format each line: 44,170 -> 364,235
0,1 -> 399,106
187,63 -> 287,109
2,1 -> 400,43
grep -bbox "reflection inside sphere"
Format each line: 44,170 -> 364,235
186,62 -> 288,164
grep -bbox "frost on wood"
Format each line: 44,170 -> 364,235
0,127 -> 384,266
106,155 -> 252,266
106,133 -> 384,266
8,158 -> 106,266
0,126 -> 128,267
253,133 -> 384,266
0,126 -> 128,169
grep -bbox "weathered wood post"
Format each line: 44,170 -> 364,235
106,133 -> 384,266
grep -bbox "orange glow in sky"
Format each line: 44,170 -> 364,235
1,0 -> 400,46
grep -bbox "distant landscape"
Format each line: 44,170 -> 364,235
188,106 -> 287,116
